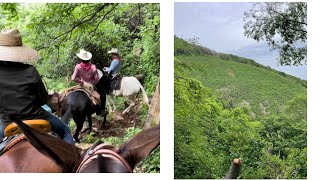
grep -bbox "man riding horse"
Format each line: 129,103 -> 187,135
0,28 -> 73,144
103,48 -> 123,92
71,49 -> 107,116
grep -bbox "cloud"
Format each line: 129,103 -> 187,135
175,2 -> 256,52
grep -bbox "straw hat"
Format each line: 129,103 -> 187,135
76,49 -> 92,60
107,48 -> 119,54
0,28 -> 40,63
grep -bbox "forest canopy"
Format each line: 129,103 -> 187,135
0,3 -> 160,92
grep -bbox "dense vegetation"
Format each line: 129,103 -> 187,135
1,3 -> 160,173
174,37 -> 307,179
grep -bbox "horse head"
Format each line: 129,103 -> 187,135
47,91 -> 61,113
8,114 -> 160,173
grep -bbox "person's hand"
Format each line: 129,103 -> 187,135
103,67 -> 108,73
83,82 -> 94,91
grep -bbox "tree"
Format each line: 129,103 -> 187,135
244,2 -> 307,66
0,3 -> 160,92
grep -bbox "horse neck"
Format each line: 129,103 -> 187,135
0,142 -> 62,172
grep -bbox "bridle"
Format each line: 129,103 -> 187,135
75,143 -> 132,173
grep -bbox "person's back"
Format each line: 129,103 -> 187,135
104,48 -> 123,77
0,28 -> 74,144
0,61 -> 47,127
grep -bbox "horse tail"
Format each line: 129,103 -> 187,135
140,85 -> 149,107
61,104 -> 73,125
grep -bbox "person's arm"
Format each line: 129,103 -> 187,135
91,64 -> 99,85
107,60 -> 117,74
71,64 -> 83,85
34,68 -> 48,106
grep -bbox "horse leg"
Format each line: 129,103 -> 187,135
122,96 -> 135,114
101,114 -> 109,129
73,116 -> 85,143
81,114 -> 92,133
106,95 -> 114,113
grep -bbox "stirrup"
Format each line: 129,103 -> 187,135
4,119 -> 51,137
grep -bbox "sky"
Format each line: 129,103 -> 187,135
174,2 -> 307,80
174,2 -> 256,52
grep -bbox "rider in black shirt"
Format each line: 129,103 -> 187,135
0,29 -> 74,144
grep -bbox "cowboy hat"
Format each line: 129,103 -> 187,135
107,48 -> 119,54
0,28 -> 40,63
77,49 -> 92,60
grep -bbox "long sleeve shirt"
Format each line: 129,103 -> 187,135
0,61 -> 48,127
107,59 -> 122,76
71,63 -> 99,85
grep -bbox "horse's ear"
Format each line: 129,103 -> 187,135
118,124 -> 160,169
8,114 -> 82,172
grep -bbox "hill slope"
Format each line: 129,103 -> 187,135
174,37 -> 307,179
175,37 -> 306,115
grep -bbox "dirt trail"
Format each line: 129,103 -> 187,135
76,100 -> 143,148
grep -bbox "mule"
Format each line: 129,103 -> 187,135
106,76 -> 150,114
0,114 -> 160,173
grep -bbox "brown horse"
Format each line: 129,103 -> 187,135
0,114 -> 160,173
0,141 -> 62,172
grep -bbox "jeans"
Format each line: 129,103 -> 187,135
44,112 -> 74,144
0,112 -> 74,145
0,121 -> 3,138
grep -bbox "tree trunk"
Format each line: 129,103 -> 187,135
144,80 -> 160,129
223,158 -> 242,179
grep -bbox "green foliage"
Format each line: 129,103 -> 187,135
100,127 -> 160,173
174,37 -> 306,179
140,146 -> 160,173
0,3 -> 159,95
244,2 -> 307,66
174,36 -> 215,56
0,3 -> 159,173
0,3 -> 19,28
85,132 -> 96,143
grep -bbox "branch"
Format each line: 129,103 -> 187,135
90,3 -> 118,36
37,3 -> 110,50
287,26 -> 307,34
223,158 -> 242,179
265,3 -> 307,26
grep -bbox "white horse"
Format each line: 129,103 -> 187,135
97,69 -> 149,114
107,76 -> 149,114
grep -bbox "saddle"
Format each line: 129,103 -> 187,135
109,74 -> 122,93
63,85 -> 101,106
0,119 -> 51,156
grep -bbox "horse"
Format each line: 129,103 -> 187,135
106,76 -> 150,114
47,75 -> 111,143
0,114 -> 160,173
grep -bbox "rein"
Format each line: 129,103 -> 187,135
2,135 -> 27,155
75,143 -> 132,173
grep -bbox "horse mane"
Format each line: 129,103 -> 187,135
8,114 -> 83,172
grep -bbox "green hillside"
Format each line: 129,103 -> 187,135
176,54 -> 306,115
175,36 -> 306,115
174,37 -> 307,179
